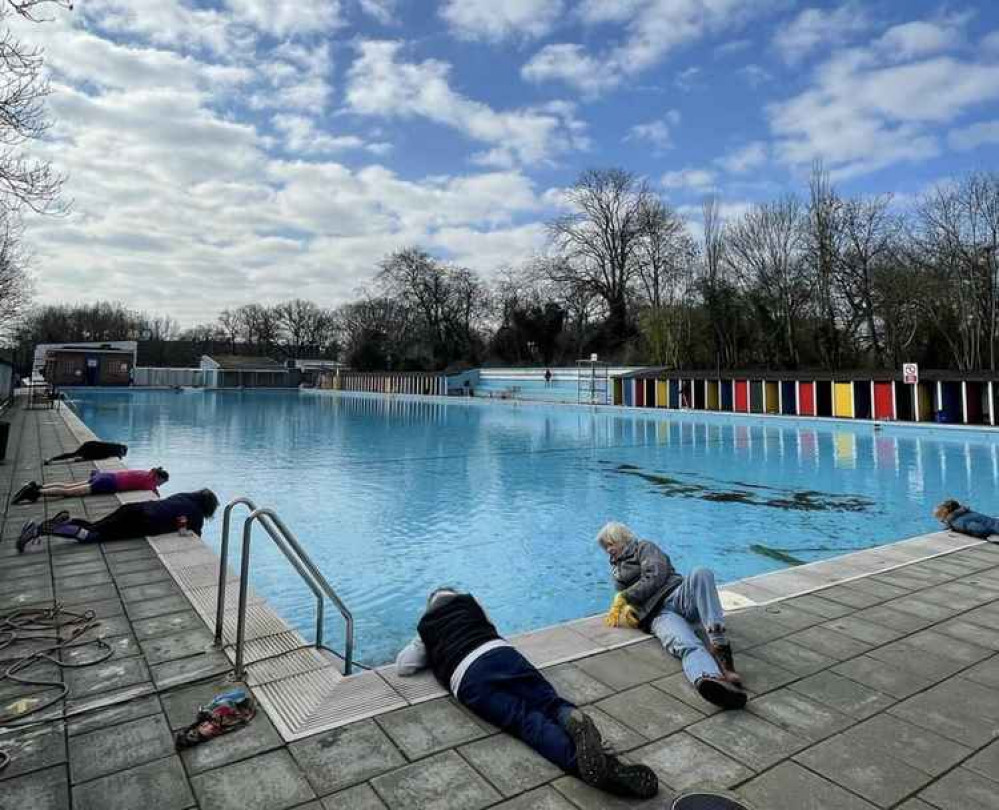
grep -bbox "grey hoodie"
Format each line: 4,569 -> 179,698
611,539 -> 684,626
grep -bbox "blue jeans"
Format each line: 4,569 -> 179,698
650,567 -> 726,685
457,646 -> 577,773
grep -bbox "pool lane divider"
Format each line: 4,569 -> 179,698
53,403 -> 990,743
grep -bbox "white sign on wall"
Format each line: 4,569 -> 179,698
903,363 -> 919,384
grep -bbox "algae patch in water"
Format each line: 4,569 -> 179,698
749,544 -> 806,566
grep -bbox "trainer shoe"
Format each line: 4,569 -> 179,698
11,482 -> 40,504
600,755 -> 659,799
564,710 -> 609,787
17,521 -> 39,553
696,675 -> 748,710
38,510 -> 70,534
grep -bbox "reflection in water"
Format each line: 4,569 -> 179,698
69,390 -> 999,665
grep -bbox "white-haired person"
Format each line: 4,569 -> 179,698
597,522 -> 747,710
396,587 -> 658,800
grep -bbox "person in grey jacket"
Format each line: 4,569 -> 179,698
597,522 -> 747,710
934,500 -> 999,539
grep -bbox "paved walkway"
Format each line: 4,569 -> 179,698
3,401 -> 999,810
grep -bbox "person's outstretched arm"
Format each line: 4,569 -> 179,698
396,637 -> 428,676
45,451 -> 80,464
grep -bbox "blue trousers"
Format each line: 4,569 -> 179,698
651,567 -> 726,685
457,646 -> 577,773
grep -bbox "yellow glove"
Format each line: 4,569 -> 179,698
604,593 -> 641,628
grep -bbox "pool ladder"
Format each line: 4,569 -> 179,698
213,497 -> 355,679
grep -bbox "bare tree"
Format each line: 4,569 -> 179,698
806,163 -> 845,367
547,168 -> 650,343
0,215 -> 30,339
726,195 -> 809,367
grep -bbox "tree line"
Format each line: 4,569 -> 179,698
9,166 -> 999,374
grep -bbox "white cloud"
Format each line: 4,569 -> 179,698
345,40 -> 588,166
439,0 -> 564,42
716,141 -> 768,173
876,19 -> 965,62
949,120 -> 999,151
523,0 -> 783,95
358,0 -> 396,24
674,66 -> 701,92
773,4 -> 869,65
222,0 -> 343,37
739,64 -> 772,87
626,110 -> 680,152
985,31 -> 999,54
769,46 -> 999,178
273,114 -> 367,154
661,168 -> 717,193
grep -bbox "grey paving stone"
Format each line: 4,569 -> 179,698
738,761 -> 878,810
107,556 -> 164,575
688,709 -> 806,772
290,719 -> 406,795
320,783 -> 388,810
935,619 -> 999,651
370,749 -> 501,810
54,571 -> 112,590
181,711 -> 284,775
56,583 -> 119,607
159,675 -> 239,729
72,756 -> 194,810
785,626 -> 873,661
889,677 -> 999,747
651,671 -> 723,716
489,786 -> 577,810
794,731 -> 934,807
583,705 -> 647,752
895,800 -> 941,810
62,633 -> 140,664
542,663 -> 614,705
747,688 -> 852,742
460,733 -> 563,796
820,616 -> 903,646
75,596 -> 125,619
119,580 -> 181,604
965,739 -> 999,783
832,654 -> 937,699
66,694 -> 162,737
375,698 -> 489,760
864,643 -> 965,685
112,567 -> 171,588
842,577 -> 911,601
124,594 -> 192,621
190,748 -> 315,810
919,766 -> 999,809
69,713 -> 175,783
0,722 -> 66,782
817,584 -> 884,609
551,774 -> 667,810
596,684 -> 704,741
759,604 -> 828,633
852,605 -> 934,633
63,655 -> 150,699
131,610 -> 206,641
150,649 -> 231,689
748,638 -> 837,676
725,614 -> 795,647
633,731 -> 753,792
574,648 -> 667,691
781,594 -> 855,620
883,595 -> 960,622
139,627 -> 215,665
732,652 -> 798,694
0,764 -> 70,810
845,714 -> 971,777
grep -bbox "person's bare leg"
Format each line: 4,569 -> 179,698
38,482 -> 92,499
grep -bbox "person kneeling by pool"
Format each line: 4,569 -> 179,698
396,588 -> 659,799
11,467 -> 169,505
16,489 -> 219,553
934,499 -> 999,539
598,522 -> 748,710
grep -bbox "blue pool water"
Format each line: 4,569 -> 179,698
68,389 -> 999,665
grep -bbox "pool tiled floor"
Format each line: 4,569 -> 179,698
3,400 -> 999,808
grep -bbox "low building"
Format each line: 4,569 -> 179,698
39,342 -> 137,386
200,355 -> 298,388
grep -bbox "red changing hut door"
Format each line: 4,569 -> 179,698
799,382 -> 815,416
873,382 -> 894,420
735,380 -> 749,412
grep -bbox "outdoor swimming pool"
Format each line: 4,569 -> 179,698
69,389 -> 999,665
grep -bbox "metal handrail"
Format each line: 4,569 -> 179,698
213,498 -> 354,679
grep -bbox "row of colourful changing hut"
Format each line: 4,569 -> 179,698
611,370 -> 999,426
320,371 -> 448,396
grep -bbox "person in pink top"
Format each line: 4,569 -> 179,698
12,467 -> 169,504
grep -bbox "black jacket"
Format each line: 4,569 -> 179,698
417,594 -> 501,687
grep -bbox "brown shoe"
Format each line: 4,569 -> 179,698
711,642 -> 744,686
696,675 -> 748,710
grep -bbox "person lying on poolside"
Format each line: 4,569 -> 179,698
934,499 -> 999,540
12,468 -> 169,505
17,489 -> 219,553
44,440 -> 128,465
396,587 -> 658,800
598,521 -> 747,710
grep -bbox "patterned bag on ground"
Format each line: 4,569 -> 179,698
174,688 -> 256,749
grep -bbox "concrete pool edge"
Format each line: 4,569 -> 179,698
55,399 -> 994,743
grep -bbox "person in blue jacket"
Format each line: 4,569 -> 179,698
17,489 -> 219,553
934,499 -> 999,539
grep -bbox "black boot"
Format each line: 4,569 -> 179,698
563,710 -> 609,788
12,482 -> 40,504
696,675 -> 748,710
600,754 -> 659,799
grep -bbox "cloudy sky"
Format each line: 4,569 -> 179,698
15,0 -> 999,325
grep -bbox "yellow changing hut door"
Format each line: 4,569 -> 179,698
834,382 -> 855,418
